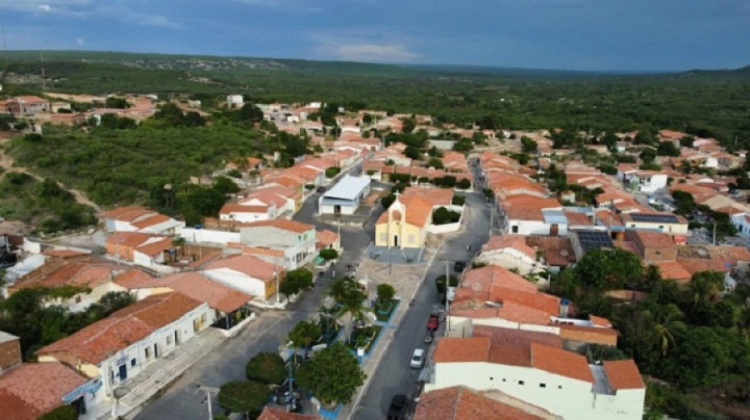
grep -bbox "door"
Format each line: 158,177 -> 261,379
118,364 -> 127,381
154,343 -> 159,358
393,235 -> 399,248
334,205 -> 341,215
550,224 -> 558,237
174,330 -> 180,345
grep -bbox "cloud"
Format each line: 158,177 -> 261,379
326,43 -> 417,62
38,4 -> 51,12
76,37 -> 84,46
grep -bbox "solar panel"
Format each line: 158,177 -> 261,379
630,213 -> 680,224
577,230 -> 613,251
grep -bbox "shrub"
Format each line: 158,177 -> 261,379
377,284 -> 396,302
320,248 -> 338,261
432,207 -> 460,225
451,195 -> 465,206
217,380 -> 271,415
456,179 -> 471,189
245,352 -> 286,385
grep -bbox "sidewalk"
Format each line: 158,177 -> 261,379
81,327 -> 228,420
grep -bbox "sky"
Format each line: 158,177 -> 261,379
0,0 -> 748,72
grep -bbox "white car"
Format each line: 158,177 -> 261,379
410,348 -> 425,369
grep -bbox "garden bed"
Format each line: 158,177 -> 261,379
346,325 -> 383,354
373,298 -> 399,322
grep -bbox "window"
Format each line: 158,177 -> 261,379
518,380 -> 524,386
512,225 -> 519,233
539,383 -> 546,388
131,358 -> 136,367
167,335 -> 173,345
659,225 -> 664,230
145,348 -> 151,359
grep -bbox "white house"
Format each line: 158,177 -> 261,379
219,203 -> 277,223
476,235 -> 544,275
101,206 -> 184,235
617,168 -> 668,193
318,175 -> 371,216
202,254 -> 279,301
732,212 -> 750,237
426,338 -> 645,420
239,220 -> 317,269
226,94 -> 244,107
36,292 -> 213,408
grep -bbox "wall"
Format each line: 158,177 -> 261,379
319,203 -> 357,215
203,268 -> 268,299
506,219 -> 551,236
179,228 -> 241,245
0,338 -> 21,372
624,222 -> 688,236
427,362 -> 643,420
220,211 -> 271,223
475,249 -> 541,276
469,317 -> 559,335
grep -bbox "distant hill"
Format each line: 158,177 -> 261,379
682,64 -> 750,78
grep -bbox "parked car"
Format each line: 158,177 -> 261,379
387,394 -> 408,420
453,261 -> 466,273
427,314 -> 439,331
316,186 -> 326,193
410,348 -> 425,369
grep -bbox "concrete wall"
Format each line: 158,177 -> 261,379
179,227 -> 241,245
475,250 -> 542,276
203,268 -> 270,300
506,218 -> 551,236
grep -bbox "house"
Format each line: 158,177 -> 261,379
620,212 -> 689,238
6,257 -> 136,312
122,272 -> 254,331
476,236 -> 544,276
36,292 -> 212,409
318,175 -> 371,216
227,94 -> 244,107
425,338 -> 645,420
106,232 -> 175,268
414,386 -> 561,420
524,236 -> 577,272
101,206 -> 184,235
617,166 -> 668,193
623,229 -> 677,264
316,229 -> 341,252
375,187 -> 455,249
219,203 -> 277,223
501,195 -> 562,236
3,96 -> 50,116
202,254 -> 279,300
0,360 -> 92,419
239,220 -> 317,269
731,212 -> 750,237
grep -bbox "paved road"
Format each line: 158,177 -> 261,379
353,190 -> 491,420
135,166 -> 378,420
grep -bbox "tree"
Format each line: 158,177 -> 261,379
319,248 -> 338,261
104,97 -> 130,109
671,190 -> 696,216
180,186 -> 227,222
377,284 -> 396,302
573,248 -> 643,291
456,178 -> 471,189
40,405 -> 78,420
327,276 -> 355,303
380,193 -> 396,209
650,303 -> 686,356
296,342 -> 366,405
212,176 -> 240,195
435,275 -> 459,295
639,147 -> 657,163
432,207 -> 460,225
325,167 -> 341,178
245,352 -> 286,385
657,141 -> 680,157
288,320 -> 322,358
520,135 -> 538,153
336,287 -> 369,323
217,380 -> 271,415
279,269 -> 313,297
427,157 -> 443,169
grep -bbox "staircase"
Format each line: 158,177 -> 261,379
118,327 -> 227,412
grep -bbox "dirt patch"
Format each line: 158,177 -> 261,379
0,220 -> 31,234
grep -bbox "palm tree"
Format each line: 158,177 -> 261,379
650,303 -> 686,356
288,320 -> 321,359
327,276 -> 356,303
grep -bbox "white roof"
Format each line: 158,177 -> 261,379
322,175 -> 371,201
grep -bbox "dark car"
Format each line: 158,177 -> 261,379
453,261 -> 466,273
427,314 -> 439,331
316,186 -> 326,193
387,394 -> 408,420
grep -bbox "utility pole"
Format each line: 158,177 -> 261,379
444,260 -> 451,337
275,255 -> 280,306
287,355 -> 296,411
196,384 -> 219,420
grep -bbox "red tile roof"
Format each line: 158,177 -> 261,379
107,231 -> 152,247
481,235 -> 537,260
258,406 -> 320,420
0,389 -> 40,420
461,265 -> 538,295
530,343 -> 594,383
204,254 -> 278,281
0,362 -> 87,416
131,272 -> 252,312
112,269 -> 156,288
603,360 -> 645,390
243,219 -> 314,234
414,386 -> 551,420
131,213 -> 172,229
472,325 -> 563,349
433,337 -> 491,363
525,236 -> 576,266
37,292 -> 202,364
135,237 -> 173,257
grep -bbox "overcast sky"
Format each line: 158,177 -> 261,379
1,0 -> 748,71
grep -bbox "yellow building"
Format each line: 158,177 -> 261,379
375,195 -> 434,249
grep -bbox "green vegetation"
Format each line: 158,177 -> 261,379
0,173 -> 96,234
217,380 -> 270,416
279,268 -> 313,297
550,248 -> 750,418
296,341 -> 366,405
288,320 -> 322,357
432,207 -> 461,225
39,405 -> 79,420
245,352 -> 286,385
319,248 -> 339,261
0,289 -> 135,359
435,275 -> 460,296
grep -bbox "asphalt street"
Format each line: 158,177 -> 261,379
352,189 -> 491,420
135,166 -> 378,420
